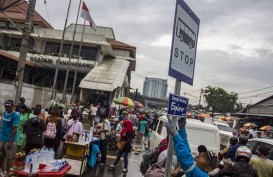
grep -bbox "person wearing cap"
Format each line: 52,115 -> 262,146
0,100 -> 20,177
163,116 -> 218,177
17,104 -> 34,151
249,146 -> 273,177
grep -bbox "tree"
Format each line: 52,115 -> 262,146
128,91 -> 145,104
203,86 -> 242,114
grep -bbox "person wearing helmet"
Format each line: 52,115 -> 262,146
163,116 -> 218,177
219,136 -> 238,161
211,146 -> 258,177
224,135 -> 248,162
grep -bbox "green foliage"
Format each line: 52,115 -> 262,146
203,86 -> 242,113
128,91 -> 145,104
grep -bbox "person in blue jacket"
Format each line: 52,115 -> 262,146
223,135 -> 248,162
163,116 -> 218,177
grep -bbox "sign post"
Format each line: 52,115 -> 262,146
165,0 -> 200,177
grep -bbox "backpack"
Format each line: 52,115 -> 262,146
144,163 -> 165,177
25,117 -> 44,145
44,122 -> 57,139
140,142 -> 168,175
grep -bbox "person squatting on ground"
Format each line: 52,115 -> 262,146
0,100 -> 20,177
163,116 -> 218,177
110,119 -> 134,173
24,107 -> 46,154
211,146 -> 258,177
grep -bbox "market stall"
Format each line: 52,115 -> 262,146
11,151 -> 71,177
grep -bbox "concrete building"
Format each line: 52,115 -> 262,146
143,77 -> 167,99
0,0 -> 136,107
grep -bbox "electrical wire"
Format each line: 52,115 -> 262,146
237,85 -> 273,95
239,90 -> 273,99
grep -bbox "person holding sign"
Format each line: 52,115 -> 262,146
163,116 -> 218,177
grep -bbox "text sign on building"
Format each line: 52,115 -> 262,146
168,0 -> 200,85
167,93 -> 189,117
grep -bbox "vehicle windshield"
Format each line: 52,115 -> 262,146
217,124 -> 233,132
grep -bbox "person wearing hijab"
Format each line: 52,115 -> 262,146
110,119 -> 134,173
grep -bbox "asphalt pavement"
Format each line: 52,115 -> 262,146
81,146 -> 143,177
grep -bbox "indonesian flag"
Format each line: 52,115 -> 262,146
81,1 -> 97,31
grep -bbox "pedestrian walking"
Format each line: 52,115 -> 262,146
249,146 -> 273,177
17,104 -> 34,151
139,118 -> 148,149
44,106 -> 62,154
0,100 -> 20,177
163,116 -> 218,177
24,107 -> 46,154
211,146 -> 258,177
89,104 -> 97,127
98,114 -> 111,166
110,119 -> 134,173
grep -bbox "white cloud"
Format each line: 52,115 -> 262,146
35,0 -> 273,105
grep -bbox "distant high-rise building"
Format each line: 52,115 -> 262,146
143,77 -> 168,98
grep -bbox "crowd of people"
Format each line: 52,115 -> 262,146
1,98 -> 273,177
0,97 -> 161,176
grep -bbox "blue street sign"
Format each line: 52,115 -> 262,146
167,93 -> 189,117
168,0 -> 200,85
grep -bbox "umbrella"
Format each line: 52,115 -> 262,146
114,97 -> 134,108
243,123 -> 258,127
134,101 -> 143,109
260,125 -> 273,131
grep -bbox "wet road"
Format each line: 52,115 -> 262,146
81,147 -> 143,177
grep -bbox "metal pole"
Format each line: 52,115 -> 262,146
62,0 -> 82,103
51,0 -> 72,100
15,0 -> 36,104
71,20 -> 86,102
165,79 -> 181,177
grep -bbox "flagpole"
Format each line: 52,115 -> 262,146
71,20 -> 86,102
62,0 -> 83,103
51,0 -> 72,100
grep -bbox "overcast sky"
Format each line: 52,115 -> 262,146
36,0 -> 273,106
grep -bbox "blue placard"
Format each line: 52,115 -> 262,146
168,0 -> 200,85
167,93 -> 189,117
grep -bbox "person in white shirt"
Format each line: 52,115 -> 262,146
115,118 -> 122,134
98,114 -> 111,166
89,104 -> 97,127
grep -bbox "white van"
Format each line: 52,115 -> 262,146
150,115 -> 220,154
204,118 -> 233,147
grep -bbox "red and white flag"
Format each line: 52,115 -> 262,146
81,1 -> 96,31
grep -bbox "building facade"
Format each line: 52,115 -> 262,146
143,77 -> 167,99
235,95 -> 273,127
0,0 -> 136,107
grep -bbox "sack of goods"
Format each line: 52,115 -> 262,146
140,142 -> 167,175
144,163 -> 165,177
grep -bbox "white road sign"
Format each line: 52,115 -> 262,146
168,0 -> 200,85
